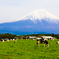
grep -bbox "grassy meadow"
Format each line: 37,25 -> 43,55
0,39 -> 59,59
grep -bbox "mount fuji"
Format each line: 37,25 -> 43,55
0,9 -> 59,35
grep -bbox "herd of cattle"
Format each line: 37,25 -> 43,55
0,36 -> 59,47
0,37 -> 17,42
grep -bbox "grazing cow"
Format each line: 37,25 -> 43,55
14,37 -> 17,43
4,38 -> 9,41
56,41 -> 59,44
0,39 -> 4,42
12,39 -> 15,40
37,38 -> 49,47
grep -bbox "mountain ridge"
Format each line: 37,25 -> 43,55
0,9 -> 59,35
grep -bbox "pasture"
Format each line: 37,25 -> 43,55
0,39 -> 59,59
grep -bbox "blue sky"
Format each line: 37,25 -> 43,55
0,0 -> 59,23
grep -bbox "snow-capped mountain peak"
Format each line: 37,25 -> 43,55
20,9 -> 59,21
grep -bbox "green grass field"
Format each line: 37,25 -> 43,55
0,39 -> 59,59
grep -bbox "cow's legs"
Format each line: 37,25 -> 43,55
37,40 -> 40,47
44,44 -> 45,47
47,44 -> 49,47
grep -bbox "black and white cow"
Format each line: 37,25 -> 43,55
14,37 -> 17,42
37,38 -> 49,47
4,38 -> 9,41
56,41 -> 59,44
0,38 -> 4,42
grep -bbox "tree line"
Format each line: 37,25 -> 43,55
0,33 -> 17,39
0,33 -> 59,39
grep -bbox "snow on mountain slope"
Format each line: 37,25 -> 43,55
24,9 -> 59,19
17,9 -> 59,24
